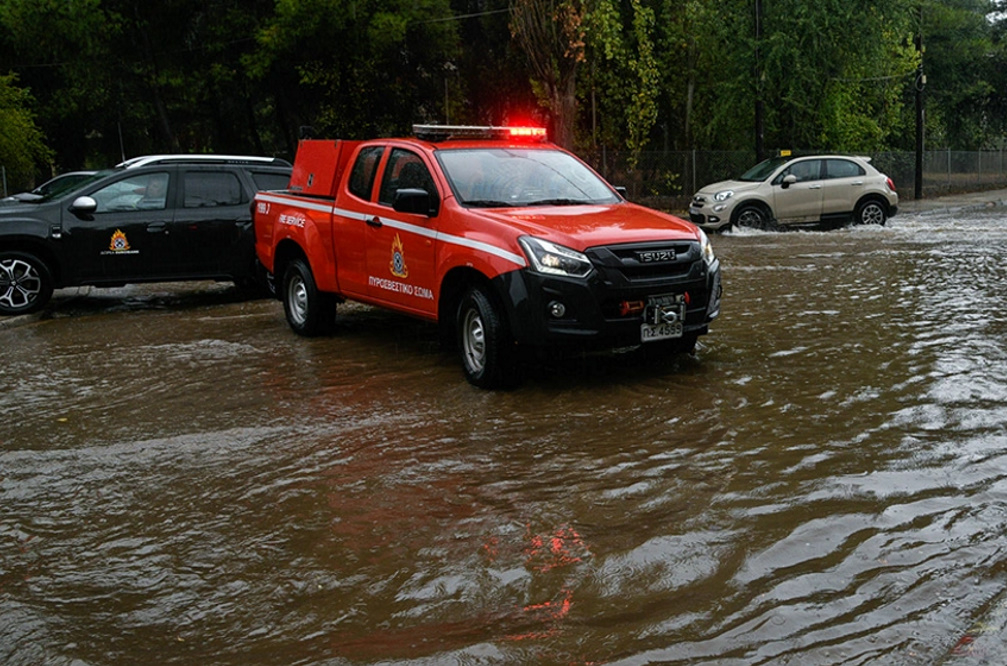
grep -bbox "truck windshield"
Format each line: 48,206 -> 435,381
437,148 -> 620,207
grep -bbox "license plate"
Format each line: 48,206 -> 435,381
641,321 -> 683,342
641,293 -> 685,342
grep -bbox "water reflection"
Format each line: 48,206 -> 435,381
3,211 -> 1007,664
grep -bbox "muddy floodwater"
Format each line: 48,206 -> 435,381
3,208 -> 1007,665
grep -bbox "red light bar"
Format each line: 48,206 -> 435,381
413,124 -> 548,143
507,127 -> 547,139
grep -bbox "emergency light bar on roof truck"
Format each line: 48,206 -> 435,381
412,124 -> 548,142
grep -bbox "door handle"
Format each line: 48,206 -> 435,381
146,222 -> 167,233
809,184 -> 822,190
366,216 -> 383,228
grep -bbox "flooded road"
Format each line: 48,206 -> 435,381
3,207 -> 1007,665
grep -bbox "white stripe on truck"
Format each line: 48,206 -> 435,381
257,193 -> 527,268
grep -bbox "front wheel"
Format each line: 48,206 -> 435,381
0,252 -> 53,316
281,258 -> 336,336
734,204 -> 774,230
855,199 -> 887,226
457,285 -> 520,389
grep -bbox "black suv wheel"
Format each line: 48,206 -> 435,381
0,252 -> 53,315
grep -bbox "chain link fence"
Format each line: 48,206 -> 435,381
589,148 -> 1007,212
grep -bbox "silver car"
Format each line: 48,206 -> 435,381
689,154 -> 898,232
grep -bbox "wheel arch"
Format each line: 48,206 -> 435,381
855,193 -> 890,211
854,194 -> 891,224
272,239 -> 309,290
0,239 -> 63,287
438,266 -> 498,342
729,198 -> 773,225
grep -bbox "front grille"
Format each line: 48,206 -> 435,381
586,240 -> 701,284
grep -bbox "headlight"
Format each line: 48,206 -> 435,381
519,236 -> 594,278
698,229 -> 717,267
714,190 -> 734,202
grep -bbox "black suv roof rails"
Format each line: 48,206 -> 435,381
116,154 -> 292,169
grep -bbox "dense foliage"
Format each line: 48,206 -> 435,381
0,0 -> 1004,189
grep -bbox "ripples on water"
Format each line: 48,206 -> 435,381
3,211 -> 1007,664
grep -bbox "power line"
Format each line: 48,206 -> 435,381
417,8 -> 510,24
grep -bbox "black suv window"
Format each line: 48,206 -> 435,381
183,171 -> 242,208
250,170 -> 291,192
348,146 -> 384,200
92,172 -> 170,212
824,159 -> 866,179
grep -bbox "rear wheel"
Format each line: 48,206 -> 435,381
457,285 -> 520,389
281,258 -> 336,336
0,252 -> 53,316
856,199 -> 887,226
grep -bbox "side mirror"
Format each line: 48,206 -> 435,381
393,188 -> 437,216
615,186 -> 628,198
70,195 -> 97,215
781,174 -> 798,189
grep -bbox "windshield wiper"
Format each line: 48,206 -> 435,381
465,199 -> 517,208
524,198 -> 589,206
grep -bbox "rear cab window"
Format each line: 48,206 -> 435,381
348,146 -> 385,200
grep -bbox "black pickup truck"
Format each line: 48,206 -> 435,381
0,154 -> 291,315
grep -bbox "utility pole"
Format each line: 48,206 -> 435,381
915,7 -> 925,200
754,0 -> 765,162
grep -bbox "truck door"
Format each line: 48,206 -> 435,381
63,169 -> 176,282
330,145 -> 385,299
363,148 -> 439,316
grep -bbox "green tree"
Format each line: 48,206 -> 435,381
580,0 -> 660,163
0,74 -> 52,191
247,0 -> 460,152
0,0 -> 111,169
452,0 -> 537,127
99,0 -> 285,158
989,2 -> 1007,142
919,0 -> 999,149
650,0 -> 919,153
510,0 -> 585,149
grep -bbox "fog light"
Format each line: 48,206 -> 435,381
548,301 -> 566,318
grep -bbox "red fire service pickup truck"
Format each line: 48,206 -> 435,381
254,125 -> 722,388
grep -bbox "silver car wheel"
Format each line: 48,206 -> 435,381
859,201 -> 886,225
0,258 -> 42,310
